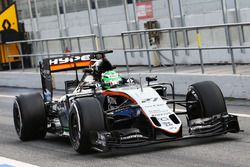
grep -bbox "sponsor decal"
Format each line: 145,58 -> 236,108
0,3 -> 19,32
49,55 -> 90,65
151,113 -> 169,117
141,97 -> 158,103
159,117 -> 169,121
141,98 -> 151,103
162,122 -> 173,127
120,134 -> 144,140
136,1 -> 154,20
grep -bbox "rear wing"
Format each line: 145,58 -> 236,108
46,50 -> 113,73
39,50 -> 113,102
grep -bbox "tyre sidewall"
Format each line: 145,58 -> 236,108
186,81 -> 227,120
13,93 -> 47,141
69,97 -> 105,153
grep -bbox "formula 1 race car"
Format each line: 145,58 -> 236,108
13,50 -> 240,154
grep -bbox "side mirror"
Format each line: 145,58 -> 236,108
89,54 -> 95,59
89,53 -> 104,60
146,76 -> 157,82
95,53 -> 103,60
146,76 -> 158,86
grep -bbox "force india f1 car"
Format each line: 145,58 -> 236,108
13,50 -> 240,154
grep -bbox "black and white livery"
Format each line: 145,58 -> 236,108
13,50 -> 240,154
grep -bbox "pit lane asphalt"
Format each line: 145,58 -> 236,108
0,87 -> 250,167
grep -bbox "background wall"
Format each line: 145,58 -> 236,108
15,0 -> 250,66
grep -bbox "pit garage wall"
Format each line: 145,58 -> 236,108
22,0 -> 250,66
0,71 -> 249,99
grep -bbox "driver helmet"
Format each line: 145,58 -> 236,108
101,70 -> 122,89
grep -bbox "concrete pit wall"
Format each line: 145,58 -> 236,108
0,71 -> 249,99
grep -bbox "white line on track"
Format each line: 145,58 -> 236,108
0,95 -> 15,98
230,113 -> 250,118
0,156 -> 39,167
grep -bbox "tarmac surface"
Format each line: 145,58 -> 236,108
0,87 -> 250,167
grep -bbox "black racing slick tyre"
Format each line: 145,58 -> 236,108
186,81 -> 227,120
13,93 -> 47,141
69,97 -> 105,154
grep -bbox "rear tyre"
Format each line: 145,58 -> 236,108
69,97 -> 105,154
13,93 -> 47,141
186,81 -> 227,120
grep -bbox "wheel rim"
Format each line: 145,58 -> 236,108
70,104 -> 82,144
186,89 -> 203,119
13,100 -> 22,136
70,112 -> 80,142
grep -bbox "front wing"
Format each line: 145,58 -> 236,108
89,114 -> 240,151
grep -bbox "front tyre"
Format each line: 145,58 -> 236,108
186,81 -> 227,120
69,97 -> 105,154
